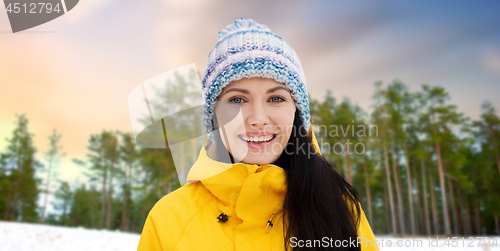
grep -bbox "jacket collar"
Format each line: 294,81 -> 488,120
186,127 -> 321,215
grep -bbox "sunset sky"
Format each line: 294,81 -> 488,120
1,0 -> 500,205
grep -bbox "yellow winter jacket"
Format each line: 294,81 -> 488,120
137,129 -> 380,251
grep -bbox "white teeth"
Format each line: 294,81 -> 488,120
240,134 -> 275,143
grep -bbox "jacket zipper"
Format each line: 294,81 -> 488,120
265,213 -> 276,233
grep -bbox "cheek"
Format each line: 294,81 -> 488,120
268,105 -> 296,137
281,116 -> 295,142
215,106 -> 245,153
270,104 -> 295,123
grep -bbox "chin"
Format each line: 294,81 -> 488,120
241,153 -> 279,166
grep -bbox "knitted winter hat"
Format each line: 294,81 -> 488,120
201,18 -> 310,143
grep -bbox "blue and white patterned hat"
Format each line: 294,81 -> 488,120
201,18 -> 310,143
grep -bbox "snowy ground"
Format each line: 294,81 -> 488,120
0,221 -> 140,251
1,221 -> 499,251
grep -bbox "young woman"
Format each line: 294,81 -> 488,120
137,18 -> 379,251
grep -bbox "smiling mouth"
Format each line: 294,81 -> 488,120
238,134 -> 277,143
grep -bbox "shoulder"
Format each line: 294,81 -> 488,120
149,181 -> 212,221
138,182 -> 213,251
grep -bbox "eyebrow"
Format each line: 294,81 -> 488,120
266,86 -> 290,94
221,88 -> 249,97
220,86 -> 290,97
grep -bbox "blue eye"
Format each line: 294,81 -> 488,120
229,97 -> 244,104
270,97 -> 284,103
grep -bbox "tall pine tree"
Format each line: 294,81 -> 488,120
1,114 -> 41,222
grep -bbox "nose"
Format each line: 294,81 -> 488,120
246,102 -> 270,128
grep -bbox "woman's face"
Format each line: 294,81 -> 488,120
215,77 -> 296,165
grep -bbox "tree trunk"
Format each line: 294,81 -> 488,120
362,154 -> 373,224
121,180 -> 126,231
412,158 -> 422,234
402,142 -> 415,235
420,159 -> 431,235
430,111 -> 451,235
447,176 -> 459,235
106,161 -> 114,230
456,184 -> 465,235
12,160 -> 22,221
383,169 -> 391,234
464,194 -> 473,236
121,160 -> 131,232
429,169 -> 439,234
121,196 -> 128,231
90,187 -> 95,229
62,198 -> 68,226
126,171 -> 130,232
474,196 -> 482,235
41,156 -> 54,224
4,181 -> 12,220
335,149 -> 344,178
389,134 -> 405,234
495,215 -> 499,236
100,163 -> 107,229
106,181 -> 113,229
382,130 -> 397,234
344,146 -> 353,185
12,180 -> 20,220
